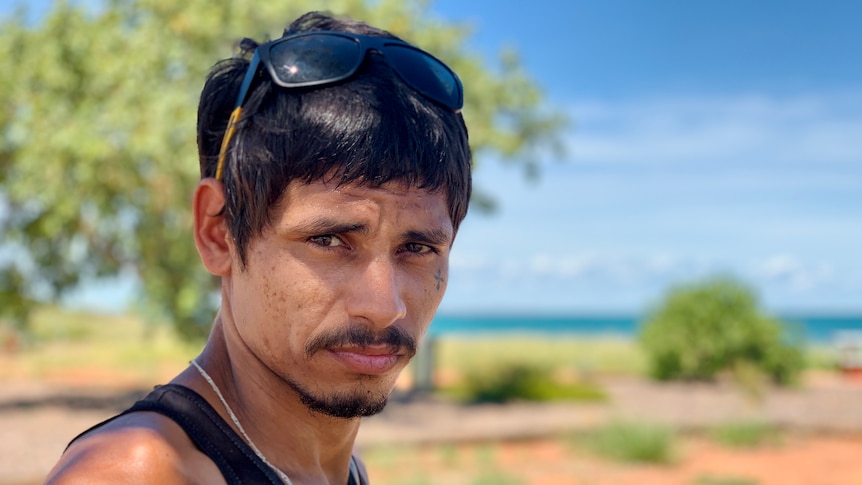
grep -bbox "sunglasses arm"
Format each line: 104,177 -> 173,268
215,53 -> 262,180
234,53 -> 262,107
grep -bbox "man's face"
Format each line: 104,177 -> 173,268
225,178 -> 454,418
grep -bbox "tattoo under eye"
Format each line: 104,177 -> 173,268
434,268 -> 445,291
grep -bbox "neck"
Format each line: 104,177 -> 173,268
175,317 -> 361,484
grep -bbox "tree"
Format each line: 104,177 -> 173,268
639,276 -> 804,387
0,0 -> 565,339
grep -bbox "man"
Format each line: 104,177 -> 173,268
45,10 -> 470,485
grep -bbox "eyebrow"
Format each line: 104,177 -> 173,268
292,217 -> 453,246
292,218 -> 369,236
403,228 -> 454,247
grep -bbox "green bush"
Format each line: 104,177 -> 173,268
639,276 -> 805,386
451,364 -> 607,404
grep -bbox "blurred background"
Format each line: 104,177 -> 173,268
1,1 -> 861,484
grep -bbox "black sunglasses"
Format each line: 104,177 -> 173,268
215,31 -> 464,180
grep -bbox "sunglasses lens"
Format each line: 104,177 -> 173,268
385,44 -> 463,110
263,34 -> 462,109
267,35 -> 361,85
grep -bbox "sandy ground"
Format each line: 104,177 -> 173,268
2,373 -> 861,484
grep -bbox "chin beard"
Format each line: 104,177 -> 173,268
288,378 -> 391,419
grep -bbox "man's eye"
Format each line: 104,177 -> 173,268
404,243 -> 433,254
309,235 -> 344,247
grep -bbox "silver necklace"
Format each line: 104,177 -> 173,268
190,359 -> 293,485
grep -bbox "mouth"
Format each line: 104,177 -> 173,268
328,345 -> 404,375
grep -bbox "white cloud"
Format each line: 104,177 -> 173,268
750,254 -> 836,292
564,92 -> 862,168
454,251 -> 700,286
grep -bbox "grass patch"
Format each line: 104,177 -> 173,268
470,472 -> 524,485
438,443 -> 460,468
361,441 -> 530,485
436,335 -> 648,378
384,479 -> 431,485
709,420 -> 783,448
804,344 -> 841,370
692,474 -> 761,485
0,306 -> 200,384
360,445 -> 420,473
577,420 -> 677,464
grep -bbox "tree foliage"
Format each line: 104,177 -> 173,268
0,0 -> 565,338
639,276 -> 804,386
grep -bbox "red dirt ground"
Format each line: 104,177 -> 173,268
363,434 -> 862,485
3,370 -> 861,484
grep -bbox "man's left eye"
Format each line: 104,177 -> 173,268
310,235 -> 344,247
404,243 -> 433,254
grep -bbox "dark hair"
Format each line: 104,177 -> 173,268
196,11 -> 472,266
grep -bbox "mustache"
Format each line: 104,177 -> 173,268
305,325 -> 418,358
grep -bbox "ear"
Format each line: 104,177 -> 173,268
193,179 -> 233,276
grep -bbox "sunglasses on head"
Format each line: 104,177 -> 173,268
215,31 -> 465,180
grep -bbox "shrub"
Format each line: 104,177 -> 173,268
452,364 -> 607,404
639,276 -> 804,386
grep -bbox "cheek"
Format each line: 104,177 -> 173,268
259,253 -> 310,301
256,259 -> 340,336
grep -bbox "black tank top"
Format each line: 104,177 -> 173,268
68,384 -> 367,485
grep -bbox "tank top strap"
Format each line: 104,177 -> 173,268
126,384 -> 284,484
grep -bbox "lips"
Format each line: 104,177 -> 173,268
328,346 -> 403,375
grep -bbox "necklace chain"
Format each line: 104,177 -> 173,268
190,359 -> 293,485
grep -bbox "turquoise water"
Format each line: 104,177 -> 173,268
430,314 -> 862,343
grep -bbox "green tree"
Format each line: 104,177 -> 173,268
0,0 -> 565,339
639,276 -> 804,386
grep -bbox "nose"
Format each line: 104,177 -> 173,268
346,256 -> 408,328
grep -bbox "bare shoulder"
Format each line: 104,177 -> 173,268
44,411 -> 225,485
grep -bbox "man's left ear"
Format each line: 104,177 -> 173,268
193,179 -> 232,276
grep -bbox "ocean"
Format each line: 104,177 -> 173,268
430,314 -> 862,344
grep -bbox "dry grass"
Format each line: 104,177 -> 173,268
0,307 -> 198,385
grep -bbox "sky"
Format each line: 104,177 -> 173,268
428,0 -> 862,315
4,1 -> 861,316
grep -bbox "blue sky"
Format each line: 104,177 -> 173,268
428,0 -> 862,315
5,1 -> 861,316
